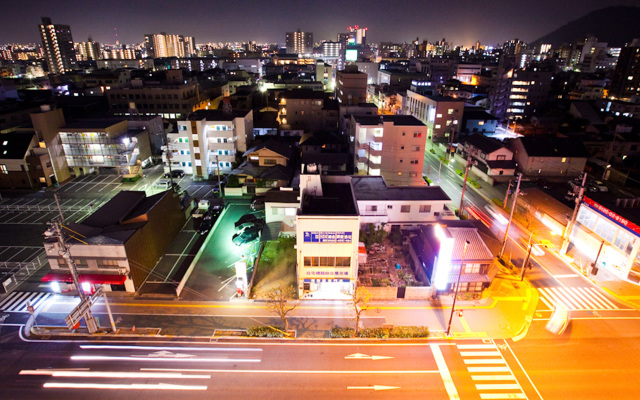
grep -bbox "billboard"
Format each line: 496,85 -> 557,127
345,49 -> 358,62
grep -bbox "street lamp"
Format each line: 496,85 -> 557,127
446,239 -> 470,337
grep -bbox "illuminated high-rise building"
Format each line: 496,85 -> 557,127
285,29 -> 313,54
76,36 -> 101,61
144,33 -> 196,58
39,17 -> 77,74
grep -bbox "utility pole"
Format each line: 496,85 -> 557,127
447,239 -> 470,337
459,153 -> 474,218
164,130 -> 174,188
52,221 -> 99,333
503,180 -> 512,210
561,172 -> 587,255
499,173 -> 522,258
216,154 -> 225,205
54,193 -> 65,225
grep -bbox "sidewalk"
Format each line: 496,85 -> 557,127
26,267 -> 538,342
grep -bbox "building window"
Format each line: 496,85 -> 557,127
464,263 -> 481,274
401,205 -> 410,213
410,160 -> 419,164
264,158 -> 277,165
366,205 -> 378,212
0,165 -> 7,174
419,205 -> 431,213
561,157 -> 567,163
413,132 -> 422,138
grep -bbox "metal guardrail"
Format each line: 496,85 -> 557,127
1,253 -> 48,294
0,203 -> 105,212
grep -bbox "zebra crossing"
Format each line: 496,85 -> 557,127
457,343 -> 526,399
538,286 -> 620,311
0,291 -> 54,313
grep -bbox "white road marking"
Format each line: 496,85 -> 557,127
430,343 -> 460,400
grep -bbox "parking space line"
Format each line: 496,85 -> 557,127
4,212 -> 26,223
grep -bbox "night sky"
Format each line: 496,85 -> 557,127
2,0 -> 639,47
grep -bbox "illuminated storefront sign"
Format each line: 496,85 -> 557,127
433,224 -> 454,291
583,197 -> 640,236
303,231 -> 353,243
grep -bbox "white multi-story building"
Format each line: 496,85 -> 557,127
404,91 -> 465,145
167,109 -> 253,179
351,176 -> 454,229
351,114 -> 427,186
296,171 -> 360,299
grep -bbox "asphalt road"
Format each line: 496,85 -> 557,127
0,327 -> 536,400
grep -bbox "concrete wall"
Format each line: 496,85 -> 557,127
365,286 -> 397,300
405,286 -> 432,299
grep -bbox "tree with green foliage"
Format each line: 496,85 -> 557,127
348,285 -> 371,336
226,174 -> 240,188
265,284 -> 297,334
359,223 -> 388,249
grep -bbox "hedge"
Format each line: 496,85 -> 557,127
331,326 -> 430,338
246,325 -> 285,337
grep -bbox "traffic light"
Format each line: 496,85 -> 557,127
458,310 -> 463,317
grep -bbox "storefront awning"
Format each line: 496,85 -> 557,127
41,272 -> 127,285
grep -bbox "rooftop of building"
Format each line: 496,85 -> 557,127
0,132 -> 34,160
352,114 -> 425,126
300,182 -> 358,216
62,190 -> 168,245
463,108 -> 499,121
265,187 -> 300,204
351,175 -> 451,202
279,89 -> 326,100
464,134 -> 507,154
514,136 -> 590,158
61,119 -> 127,131
186,108 -> 251,121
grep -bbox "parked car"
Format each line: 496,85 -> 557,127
235,214 -> 265,231
197,212 -> 214,235
164,169 -> 185,179
250,196 -> 266,211
590,180 -> 608,192
154,179 -> 172,189
232,225 -> 261,246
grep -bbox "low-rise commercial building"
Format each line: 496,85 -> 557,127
42,190 -> 186,293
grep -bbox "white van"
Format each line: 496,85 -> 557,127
154,179 -> 172,190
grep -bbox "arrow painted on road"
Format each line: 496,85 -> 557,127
347,385 -> 400,391
345,353 -> 393,360
132,351 -> 196,358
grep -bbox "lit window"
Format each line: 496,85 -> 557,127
561,157 -> 566,163
0,165 -> 7,174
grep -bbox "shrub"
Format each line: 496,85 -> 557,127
330,327 -> 355,338
358,327 -> 390,338
430,148 -> 436,154
246,325 -> 285,337
388,326 -> 429,338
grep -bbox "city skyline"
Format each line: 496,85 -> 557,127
1,0 -> 638,48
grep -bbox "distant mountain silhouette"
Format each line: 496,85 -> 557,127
532,6 -> 640,47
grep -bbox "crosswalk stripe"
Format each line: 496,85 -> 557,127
472,375 -> 516,381
476,384 -> 520,390
585,287 -> 618,309
457,344 -> 496,350
538,287 -> 620,310
460,351 -> 501,357
479,394 -> 526,399
550,287 -> 584,309
464,359 -> 505,365
0,292 -> 53,312
468,367 -> 510,373
0,292 -> 29,310
13,292 -> 39,312
570,287 -> 599,309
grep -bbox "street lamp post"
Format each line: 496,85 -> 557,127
521,231 -> 536,281
446,239 -> 470,337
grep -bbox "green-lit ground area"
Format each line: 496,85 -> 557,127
180,200 -> 262,301
251,236 -> 297,299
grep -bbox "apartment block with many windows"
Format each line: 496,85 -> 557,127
351,114 -> 427,186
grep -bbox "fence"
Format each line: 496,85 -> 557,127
0,253 -> 48,294
0,203 -> 105,213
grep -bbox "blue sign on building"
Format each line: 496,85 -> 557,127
303,231 -> 352,243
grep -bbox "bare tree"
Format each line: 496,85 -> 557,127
348,285 -> 372,336
265,284 -> 297,334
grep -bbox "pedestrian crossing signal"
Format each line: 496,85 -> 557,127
458,310 -> 463,317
